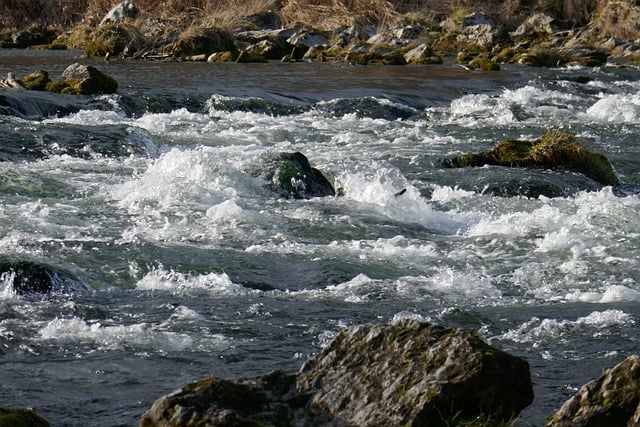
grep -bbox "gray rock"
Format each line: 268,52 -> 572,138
59,63 -> 118,95
546,355 -> 640,427
141,320 -> 534,426
298,319 -> 534,426
260,152 -> 335,199
511,13 -> 565,41
0,407 -> 50,427
100,0 -> 140,26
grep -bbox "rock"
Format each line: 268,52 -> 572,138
0,27 -> 58,49
0,260 -> 88,295
84,22 -> 147,57
298,320 -> 533,426
0,407 -> 50,427
171,27 -> 236,59
286,29 -> 329,57
260,152 -> 335,199
510,13 -> 566,42
207,51 -> 235,62
243,10 -> 282,30
140,370 -> 305,427
442,130 -> 619,186
142,320 -> 533,426
53,63 -> 118,95
17,70 -> 51,91
100,0 -> 140,26
546,355 -> 640,426
403,43 -> 443,64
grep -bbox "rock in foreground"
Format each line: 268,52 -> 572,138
546,355 -> 640,427
0,407 -> 50,427
259,152 -> 335,199
141,320 -> 533,426
442,130 -> 619,187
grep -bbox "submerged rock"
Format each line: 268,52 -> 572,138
442,131 -> 619,187
0,407 -> 50,427
260,152 -> 335,199
0,260 -> 88,295
546,355 -> 640,426
142,320 -> 533,426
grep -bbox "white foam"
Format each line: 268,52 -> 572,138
37,316 -> 231,353
566,284 -> 640,303
585,92 -> 640,123
136,265 -> 251,296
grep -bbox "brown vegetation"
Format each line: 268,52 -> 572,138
0,0 -> 616,33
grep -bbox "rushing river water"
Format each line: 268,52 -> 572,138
0,49 -> 639,426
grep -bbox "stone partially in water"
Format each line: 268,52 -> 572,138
0,260 -> 88,295
298,319 -> 534,426
261,152 -> 335,199
141,320 -> 533,426
546,355 -> 640,427
0,407 -> 50,427
54,63 -> 118,95
442,131 -> 619,187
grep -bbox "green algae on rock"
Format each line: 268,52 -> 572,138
442,131 -> 619,186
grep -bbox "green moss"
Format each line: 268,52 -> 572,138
18,70 -> 51,90
468,56 -> 500,71
442,131 -> 619,186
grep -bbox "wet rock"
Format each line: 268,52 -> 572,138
286,29 -> 329,58
0,260 -> 88,295
403,43 -> 443,64
546,355 -> 640,426
142,320 -> 533,426
100,0 -> 140,26
17,70 -> 51,91
140,370 -> 304,427
0,407 -> 50,427
260,152 -> 335,199
442,131 -> 619,187
298,320 -> 533,426
49,63 -> 118,95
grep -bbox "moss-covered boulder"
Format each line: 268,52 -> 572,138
442,131 -> 619,186
546,355 -> 640,426
84,22 -> 146,57
45,63 -> 118,95
0,407 -> 50,427
259,152 -> 335,199
171,27 -> 236,59
17,70 -> 51,91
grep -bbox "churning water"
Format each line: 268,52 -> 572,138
0,49 -> 639,426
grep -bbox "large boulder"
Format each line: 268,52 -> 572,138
0,407 -> 50,427
141,320 -> 533,426
140,370 -> 304,427
298,320 -> 533,426
546,355 -> 640,426
0,260 -> 88,295
47,63 -> 118,95
441,131 -> 619,187
260,152 -> 335,199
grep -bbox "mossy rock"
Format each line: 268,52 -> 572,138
207,51 -> 236,62
172,27 -> 236,58
442,131 -> 619,186
0,407 -> 50,427
18,70 -> 51,91
514,46 -> 568,67
236,50 -> 268,63
468,55 -> 500,71
84,23 -> 146,57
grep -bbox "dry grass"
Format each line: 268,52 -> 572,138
0,0 -> 625,34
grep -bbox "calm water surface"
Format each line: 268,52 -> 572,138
0,49 -> 639,426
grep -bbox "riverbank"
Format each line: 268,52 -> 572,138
2,0 -> 640,68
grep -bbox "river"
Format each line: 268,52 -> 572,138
0,49 -> 639,426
